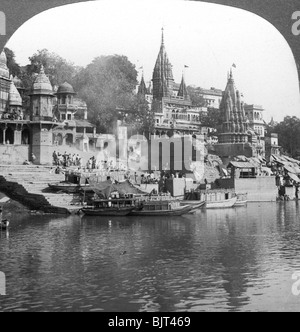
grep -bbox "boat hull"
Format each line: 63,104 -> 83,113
234,200 -> 248,206
48,183 -> 87,193
180,201 -> 206,213
206,197 -> 237,209
129,204 -> 193,216
81,207 -> 134,216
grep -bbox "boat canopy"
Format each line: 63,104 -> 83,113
288,172 -> 300,183
86,179 -> 148,199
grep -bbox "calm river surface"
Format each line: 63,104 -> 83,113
0,202 -> 300,312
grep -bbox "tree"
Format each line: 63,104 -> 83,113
73,55 -> 138,133
125,95 -> 155,137
187,86 -> 206,107
4,47 -> 21,77
26,49 -> 79,88
273,116 -> 300,157
200,107 -> 222,132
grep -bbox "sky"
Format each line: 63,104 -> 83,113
5,0 -> 300,122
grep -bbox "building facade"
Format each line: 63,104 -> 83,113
138,30 -> 205,136
213,70 -> 265,162
0,50 -> 103,165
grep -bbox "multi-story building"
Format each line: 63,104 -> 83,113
244,104 -> 266,138
137,30 -> 205,136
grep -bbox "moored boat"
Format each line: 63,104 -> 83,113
180,200 -> 206,213
129,200 -> 194,216
234,193 -> 248,206
48,182 -> 84,193
205,196 -> 237,209
81,198 -> 136,216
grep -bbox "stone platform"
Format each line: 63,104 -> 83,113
0,165 -> 83,215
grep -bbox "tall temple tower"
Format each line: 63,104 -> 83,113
29,65 -> 55,165
177,73 -> 190,101
152,28 -> 174,101
218,69 -> 249,144
213,70 -> 256,161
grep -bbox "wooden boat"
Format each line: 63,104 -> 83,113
234,193 -> 248,206
0,219 -> 9,230
234,200 -> 248,206
180,200 -> 206,213
81,206 -> 135,216
129,200 -> 194,216
81,198 -> 136,216
48,182 -> 86,193
205,196 -> 237,209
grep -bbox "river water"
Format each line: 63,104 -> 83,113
0,202 -> 300,312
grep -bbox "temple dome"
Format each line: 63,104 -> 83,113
9,77 -> 22,106
0,50 -> 9,78
30,65 -> 53,96
57,82 -> 76,95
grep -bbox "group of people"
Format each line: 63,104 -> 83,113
52,151 -> 83,168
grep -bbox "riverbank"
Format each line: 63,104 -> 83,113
0,165 -> 81,215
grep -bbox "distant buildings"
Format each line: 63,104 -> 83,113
0,50 -> 103,164
0,29 -> 273,166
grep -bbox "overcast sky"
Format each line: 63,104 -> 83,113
5,0 -> 300,122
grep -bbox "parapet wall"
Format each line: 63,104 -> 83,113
0,145 -> 30,164
234,177 -> 277,202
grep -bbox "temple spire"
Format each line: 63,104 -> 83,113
177,73 -> 189,100
161,27 -> 164,45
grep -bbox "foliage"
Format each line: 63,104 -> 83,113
125,94 -> 155,136
73,55 -> 138,133
200,107 -> 222,132
187,86 -> 206,107
273,116 -> 300,158
26,49 -> 79,88
4,47 -> 21,77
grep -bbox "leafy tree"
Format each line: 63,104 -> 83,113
4,47 -> 21,77
125,94 -> 155,137
273,116 -> 300,157
73,55 -> 138,133
200,107 -> 222,133
26,49 -> 79,88
187,86 -> 206,107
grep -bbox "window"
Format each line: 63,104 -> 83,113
67,114 -> 72,120
62,114 -> 66,120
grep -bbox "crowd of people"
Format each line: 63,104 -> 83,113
52,151 -> 83,168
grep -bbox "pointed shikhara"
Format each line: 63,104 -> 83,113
218,69 -> 249,144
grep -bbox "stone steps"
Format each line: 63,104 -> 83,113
0,165 -> 82,214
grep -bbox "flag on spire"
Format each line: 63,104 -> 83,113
184,65 -> 189,68
232,63 -> 236,68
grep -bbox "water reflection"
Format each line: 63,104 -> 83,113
0,202 -> 300,311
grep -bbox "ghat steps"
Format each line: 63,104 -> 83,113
0,165 -> 82,214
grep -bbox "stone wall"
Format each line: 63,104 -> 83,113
234,176 -> 277,202
0,145 -> 30,164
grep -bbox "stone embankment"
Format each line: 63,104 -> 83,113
0,165 -> 82,215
